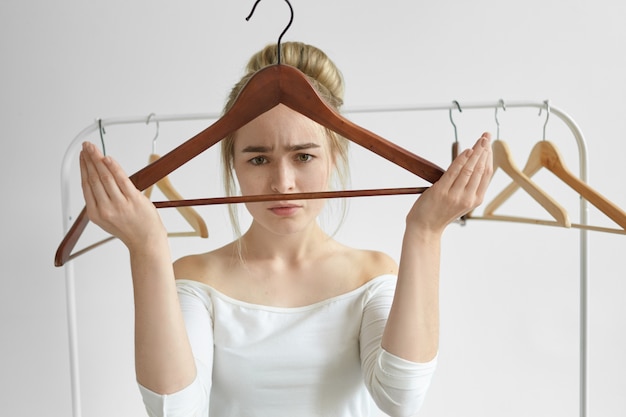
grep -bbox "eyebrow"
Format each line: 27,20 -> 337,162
241,143 -> 321,153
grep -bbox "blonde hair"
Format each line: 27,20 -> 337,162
220,42 -> 351,238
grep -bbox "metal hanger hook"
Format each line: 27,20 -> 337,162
246,0 -> 294,65
494,99 -> 506,139
146,113 -> 160,154
98,119 -> 106,156
449,100 -> 462,143
538,99 -> 550,141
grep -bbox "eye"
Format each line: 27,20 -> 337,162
296,153 -> 314,163
249,156 -> 268,166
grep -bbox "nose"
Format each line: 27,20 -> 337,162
270,160 -> 296,193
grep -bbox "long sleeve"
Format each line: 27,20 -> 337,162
360,277 -> 437,417
138,281 -> 214,417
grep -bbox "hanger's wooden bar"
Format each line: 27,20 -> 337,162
54,187 -> 428,266
153,187 -> 428,208
468,214 -> 626,235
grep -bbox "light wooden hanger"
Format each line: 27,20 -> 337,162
475,103 -> 626,233
143,115 -> 208,238
54,1 -> 445,266
467,102 -> 571,227
484,139 -> 626,233
144,154 -> 209,238
476,139 -> 572,227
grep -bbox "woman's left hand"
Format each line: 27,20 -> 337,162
406,132 -> 493,235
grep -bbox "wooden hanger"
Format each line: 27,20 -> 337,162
482,140 -> 626,233
54,63 -> 445,266
144,153 -> 209,238
467,139 -> 571,227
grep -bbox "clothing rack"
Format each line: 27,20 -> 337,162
58,100 -> 589,417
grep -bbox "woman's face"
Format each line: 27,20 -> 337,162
233,104 -> 334,236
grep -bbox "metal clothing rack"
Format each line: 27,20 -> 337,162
58,100 -> 589,417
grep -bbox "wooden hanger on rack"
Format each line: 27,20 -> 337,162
467,139 -> 571,227
142,115 -> 208,239
144,153 -> 209,238
482,139 -> 626,233
54,2 -> 446,267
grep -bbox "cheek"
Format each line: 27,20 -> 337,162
233,168 -> 260,195
293,162 -> 330,192
233,162 -> 252,192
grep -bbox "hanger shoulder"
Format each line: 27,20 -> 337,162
130,67 -> 285,192
484,140 -> 570,227
55,209 -> 89,267
538,141 -> 626,229
484,140 -> 545,213
276,65 -> 445,183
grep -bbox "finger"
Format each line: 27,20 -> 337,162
84,142 -> 130,203
473,135 -> 494,198
79,147 -> 99,209
80,142 -> 112,204
101,151 -> 141,198
460,134 -> 492,192
460,140 -> 491,196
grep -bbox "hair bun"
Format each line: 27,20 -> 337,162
245,42 -> 345,109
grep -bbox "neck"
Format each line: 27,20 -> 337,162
239,221 -> 331,264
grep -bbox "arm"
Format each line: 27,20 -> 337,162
80,142 -> 196,393
382,133 -> 493,362
360,277 -> 438,416
139,282 -> 214,417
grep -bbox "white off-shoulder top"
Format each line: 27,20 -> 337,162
138,275 -> 436,417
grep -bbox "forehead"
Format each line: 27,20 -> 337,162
234,104 -> 328,149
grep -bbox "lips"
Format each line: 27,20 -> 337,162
268,203 -> 301,216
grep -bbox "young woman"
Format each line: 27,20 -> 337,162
79,42 -> 493,416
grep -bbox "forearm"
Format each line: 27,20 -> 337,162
130,239 -> 196,394
380,134 -> 492,363
381,228 -> 440,363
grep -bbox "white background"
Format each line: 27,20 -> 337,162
1,1 -> 625,416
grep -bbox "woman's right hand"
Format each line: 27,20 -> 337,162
80,141 -> 167,249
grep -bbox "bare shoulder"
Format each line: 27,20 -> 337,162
358,248 -> 398,279
172,253 -> 208,280
333,244 -> 397,285
173,243 -> 236,284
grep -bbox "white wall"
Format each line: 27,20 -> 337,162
1,1 -> 625,416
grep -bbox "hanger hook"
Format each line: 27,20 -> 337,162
98,119 -> 106,156
146,113 -> 160,154
539,99 -> 550,141
449,100 -> 462,143
246,0 -> 294,65
494,99 -> 506,139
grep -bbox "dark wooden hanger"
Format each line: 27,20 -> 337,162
55,63 -> 445,266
